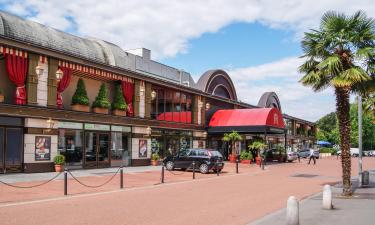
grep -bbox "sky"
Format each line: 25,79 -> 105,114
1,0 -> 374,121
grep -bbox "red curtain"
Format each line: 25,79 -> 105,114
57,66 -> 72,109
5,54 -> 28,105
121,80 -> 134,116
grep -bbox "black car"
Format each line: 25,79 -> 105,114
163,148 -> 224,174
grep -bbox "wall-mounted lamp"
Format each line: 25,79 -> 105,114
198,100 -> 203,108
205,102 -> 211,110
55,68 -> 63,82
35,64 -> 44,78
146,126 -> 152,136
140,87 -> 145,97
46,117 -> 56,129
203,131 -> 208,138
151,90 -> 157,100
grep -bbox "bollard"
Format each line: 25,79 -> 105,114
120,167 -> 124,189
322,184 -> 333,209
161,163 -> 165,183
64,168 -> 68,196
286,196 -> 299,225
261,158 -> 265,170
236,157 -> 239,174
216,159 -> 219,176
362,171 -> 369,186
192,161 -> 196,179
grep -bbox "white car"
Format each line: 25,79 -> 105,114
337,148 -> 360,157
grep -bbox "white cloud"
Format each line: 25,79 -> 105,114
229,56 -> 335,122
3,0 -> 375,59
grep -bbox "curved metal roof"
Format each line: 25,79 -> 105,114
0,11 -> 125,67
196,69 -> 237,100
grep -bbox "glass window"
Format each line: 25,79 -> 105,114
111,132 -> 131,167
58,129 -> 83,167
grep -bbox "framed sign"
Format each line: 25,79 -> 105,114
139,139 -> 148,158
35,136 -> 51,161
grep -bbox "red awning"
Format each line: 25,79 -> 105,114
208,108 -> 285,134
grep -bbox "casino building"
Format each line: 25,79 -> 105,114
0,11 -> 316,173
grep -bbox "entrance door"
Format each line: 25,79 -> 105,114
0,127 -> 23,173
84,132 -> 110,168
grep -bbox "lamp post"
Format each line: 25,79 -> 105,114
358,95 -> 363,187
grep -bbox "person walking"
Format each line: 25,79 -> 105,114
308,147 -> 316,165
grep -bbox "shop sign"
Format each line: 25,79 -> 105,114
111,125 -> 131,133
35,136 -> 51,161
58,121 -> 83,129
84,123 -> 110,131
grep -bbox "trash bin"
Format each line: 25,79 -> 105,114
362,171 -> 369,186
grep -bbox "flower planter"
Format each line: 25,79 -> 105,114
241,159 -> 251,164
0,95 -> 4,103
151,160 -> 159,166
229,154 -> 237,163
255,156 -> 262,165
55,164 -> 63,172
113,109 -> 127,116
93,107 -> 109,114
72,104 -> 90,112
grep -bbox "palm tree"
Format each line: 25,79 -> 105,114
222,131 -> 243,156
299,11 -> 375,196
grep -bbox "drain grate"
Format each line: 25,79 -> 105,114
291,174 -> 319,178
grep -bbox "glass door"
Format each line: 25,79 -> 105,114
84,132 -> 110,168
85,132 -> 97,168
5,128 -> 23,172
98,133 -> 110,168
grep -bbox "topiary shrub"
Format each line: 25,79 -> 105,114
54,154 -> 65,165
112,85 -> 127,110
92,83 -> 110,109
71,78 -> 89,106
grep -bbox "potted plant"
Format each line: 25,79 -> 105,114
151,153 -> 160,166
248,140 -> 267,165
71,78 -> 90,112
222,131 -> 243,163
0,88 -> 4,103
53,154 -> 65,172
240,151 -> 253,164
92,83 -> 111,114
112,85 -> 127,116
276,144 -> 286,162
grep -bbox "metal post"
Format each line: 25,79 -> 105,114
262,157 -> 265,170
192,161 -> 196,179
236,155 -> 239,174
216,159 -> 219,176
120,167 -> 124,189
358,95 -> 363,187
64,168 -> 68,196
161,163 -> 165,183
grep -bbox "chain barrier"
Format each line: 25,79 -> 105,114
0,172 -> 62,189
67,167 -> 121,188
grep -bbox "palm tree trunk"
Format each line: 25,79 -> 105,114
335,87 -> 352,196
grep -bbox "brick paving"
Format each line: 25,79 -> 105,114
0,157 -> 374,225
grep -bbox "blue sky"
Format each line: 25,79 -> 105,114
1,0 -> 373,121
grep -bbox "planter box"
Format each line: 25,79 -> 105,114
229,154 -> 237,163
256,156 -> 262,165
0,95 -> 4,103
72,104 -> 90,112
241,160 -> 252,164
113,109 -> 126,116
93,107 -> 109,114
151,160 -> 159,166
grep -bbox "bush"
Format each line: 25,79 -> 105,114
92,83 -> 111,109
112,85 -> 127,110
54,154 -> 65,165
71,78 -> 89,106
240,151 -> 253,160
151,153 -> 160,161
320,147 -> 336,154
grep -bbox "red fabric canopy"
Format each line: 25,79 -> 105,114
209,108 -> 285,129
5,54 -> 28,105
157,111 -> 192,123
121,81 -> 134,116
57,66 -> 72,109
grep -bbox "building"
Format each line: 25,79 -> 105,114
0,11 -> 315,173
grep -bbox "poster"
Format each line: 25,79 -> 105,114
139,139 -> 147,158
35,136 -> 51,161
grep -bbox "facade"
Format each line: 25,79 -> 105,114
0,11 -> 315,173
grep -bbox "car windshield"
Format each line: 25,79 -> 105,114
209,151 -> 223,157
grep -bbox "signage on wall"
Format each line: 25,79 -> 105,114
84,123 -> 110,131
111,125 -> 131,133
139,139 -> 148,158
35,136 -> 51,161
58,121 -> 83,129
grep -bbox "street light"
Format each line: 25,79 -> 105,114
358,95 -> 363,187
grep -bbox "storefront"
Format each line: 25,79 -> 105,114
151,129 -> 193,158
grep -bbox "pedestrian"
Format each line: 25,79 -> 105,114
308,147 -> 316,165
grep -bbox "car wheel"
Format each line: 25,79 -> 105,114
199,163 -> 209,174
165,161 -> 174,171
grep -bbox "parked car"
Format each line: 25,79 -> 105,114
264,148 -> 287,162
297,149 -> 320,159
163,148 -> 224,174
287,151 -> 298,162
337,148 -> 360,157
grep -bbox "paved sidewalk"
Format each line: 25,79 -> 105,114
0,165 -> 162,183
249,171 -> 375,225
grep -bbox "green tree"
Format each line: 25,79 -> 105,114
112,85 -> 127,110
92,83 -> 110,108
350,102 -> 375,150
71,78 -> 89,106
299,11 -> 375,196
222,131 -> 242,156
